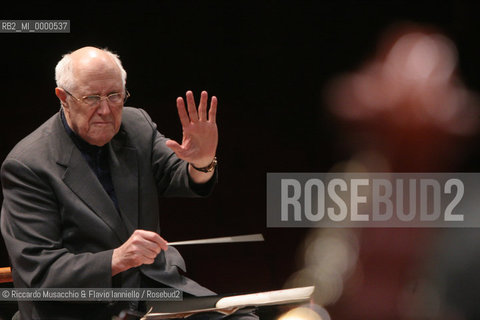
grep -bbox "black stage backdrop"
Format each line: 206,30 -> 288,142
2,1 -> 480,319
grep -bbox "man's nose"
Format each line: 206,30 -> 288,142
96,99 -> 111,115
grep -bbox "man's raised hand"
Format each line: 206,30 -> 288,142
165,91 -> 218,169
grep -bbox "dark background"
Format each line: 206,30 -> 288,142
2,1 -> 480,319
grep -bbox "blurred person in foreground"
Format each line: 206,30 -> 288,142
315,24 -> 480,320
0,46 -> 257,320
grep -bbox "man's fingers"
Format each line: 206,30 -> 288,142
131,229 -> 168,252
134,247 -> 158,260
209,96 -> 217,123
186,91 -> 199,122
113,230 -> 169,274
198,91 -> 208,121
176,97 -> 190,128
144,232 -> 169,251
177,91 -> 216,124
136,239 -> 162,256
136,230 -> 168,251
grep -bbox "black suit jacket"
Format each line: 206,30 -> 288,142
1,107 -> 215,319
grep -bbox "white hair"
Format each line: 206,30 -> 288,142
55,47 -> 127,91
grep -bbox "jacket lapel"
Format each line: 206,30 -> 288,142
61,144 -> 130,243
109,129 -> 139,234
54,114 -> 130,243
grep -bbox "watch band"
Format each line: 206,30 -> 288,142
191,157 -> 217,173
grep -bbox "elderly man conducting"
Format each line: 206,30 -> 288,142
1,47 -> 255,319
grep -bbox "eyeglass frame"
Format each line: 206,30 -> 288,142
63,88 -> 130,107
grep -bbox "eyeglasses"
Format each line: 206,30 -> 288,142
63,88 -> 130,107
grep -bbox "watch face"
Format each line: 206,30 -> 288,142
208,159 -> 218,172
204,159 -> 217,172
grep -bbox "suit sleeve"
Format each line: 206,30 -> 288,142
0,159 -> 113,288
137,108 -> 217,197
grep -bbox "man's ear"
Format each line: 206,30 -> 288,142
55,87 -> 68,109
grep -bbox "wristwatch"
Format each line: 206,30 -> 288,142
191,157 -> 217,173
